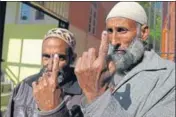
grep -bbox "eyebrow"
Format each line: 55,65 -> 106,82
106,26 -> 129,29
42,53 -> 50,58
106,26 -> 129,32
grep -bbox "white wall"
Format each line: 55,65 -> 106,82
5,2 -> 18,24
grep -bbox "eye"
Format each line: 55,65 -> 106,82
42,54 -> 50,59
116,27 -> 128,33
106,28 -> 113,34
58,54 -> 66,61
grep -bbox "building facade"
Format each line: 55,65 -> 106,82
68,2 -> 117,57
161,2 -> 175,61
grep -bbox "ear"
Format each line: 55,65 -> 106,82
141,24 -> 150,41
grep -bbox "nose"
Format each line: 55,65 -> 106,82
110,31 -> 121,46
46,57 -> 53,72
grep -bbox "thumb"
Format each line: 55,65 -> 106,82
108,61 -> 116,76
98,61 -> 116,88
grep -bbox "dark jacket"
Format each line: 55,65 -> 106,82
5,67 -> 83,117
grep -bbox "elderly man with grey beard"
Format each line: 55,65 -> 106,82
5,28 -> 83,117
75,2 -> 175,117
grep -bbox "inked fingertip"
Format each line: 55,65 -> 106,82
102,30 -> 107,36
54,54 -> 59,59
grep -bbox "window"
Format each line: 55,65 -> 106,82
35,10 -> 44,20
35,2 -> 45,20
20,3 -> 30,21
88,2 -> 98,35
6,38 -> 42,83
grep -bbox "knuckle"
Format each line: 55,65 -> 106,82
82,52 -> 88,57
43,81 -> 48,87
38,86 -> 42,90
74,68 -> 79,74
50,80 -> 55,85
89,48 -> 96,52
75,67 -> 84,74
49,79 -> 56,85
76,57 -> 82,64
33,89 -> 36,93
33,88 -> 38,94
78,57 -> 82,61
84,67 -> 90,72
94,65 -> 102,71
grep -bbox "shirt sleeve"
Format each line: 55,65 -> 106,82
81,89 -> 131,117
37,100 -> 70,117
80,69 -> 175,117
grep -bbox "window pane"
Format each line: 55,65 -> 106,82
92,2 -> 97,9
89,15 -> 92,24
88,24 -> 91,32
93,19 -> 96,26
35,10 -> 44,20
94,12 -> 96,18
7,39 -> 22,63
21,39 -> 42,64
20,3 -> 30,21
89,2 -> 97,35
5,65 -> 19,84
93,27 -> 95,34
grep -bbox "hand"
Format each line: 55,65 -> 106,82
75,31 -> 116,103
32,54 -> 62,111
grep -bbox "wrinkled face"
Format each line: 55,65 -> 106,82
42,37 -> 69,71
106,17 -> 145,72
106,17 -> 137,50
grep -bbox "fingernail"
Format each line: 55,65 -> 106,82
54,54 -> 59,58
102,30 -> 107,36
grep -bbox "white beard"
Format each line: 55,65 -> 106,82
107,38 -> 145,73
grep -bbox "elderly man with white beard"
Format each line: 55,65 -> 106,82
75,2 -> 175,117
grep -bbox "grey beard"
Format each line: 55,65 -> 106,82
107,38 -> 145,73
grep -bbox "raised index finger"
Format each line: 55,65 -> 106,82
52,54 -> 60,81
98,31 -> 109,61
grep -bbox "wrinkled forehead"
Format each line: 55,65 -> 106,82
42,37 -> 69,53
106,17 -> 137,29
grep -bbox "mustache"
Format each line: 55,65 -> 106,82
109,44 -> 127,54
114,48 -> 127,54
